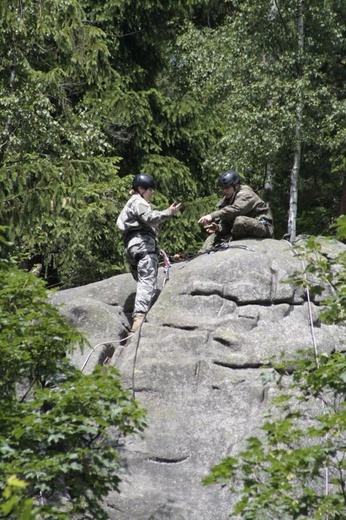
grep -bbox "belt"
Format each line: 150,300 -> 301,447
123,229 -> 156,245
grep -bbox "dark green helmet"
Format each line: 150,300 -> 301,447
218,170 -> 241,187
132,174 -> 156,191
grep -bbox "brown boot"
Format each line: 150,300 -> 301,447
130,313 -> 146,334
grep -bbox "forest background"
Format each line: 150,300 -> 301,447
0,2 -> 345,518
1,0 -> 345,288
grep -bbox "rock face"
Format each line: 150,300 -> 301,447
50,238 -> 346,520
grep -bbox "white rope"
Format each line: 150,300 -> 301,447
290,243 -> 319,366
288,240 -> 330,503
160,249 -> 171,287
80,332 -> 134,372
131,313 -> 147,400
82,251 -> 171,377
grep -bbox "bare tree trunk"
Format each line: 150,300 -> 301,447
264,1 -> 280,199
288,123 -> 301,241
264,164 -> 273,191
0,70 -> 16,164
337,178 -> 346,216
288,0 -> 304,242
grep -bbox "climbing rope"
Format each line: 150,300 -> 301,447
173,242 -> 255,268
81,332 -> 135,372
160,249 -> 172,287
287,239 -> 337,507
289,241 -> 319,366
131,312 -> 147,400
82,243 -> 254,396
202,242 -> 255,254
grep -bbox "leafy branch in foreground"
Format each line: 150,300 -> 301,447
0,237 -> 146,519
0,475 -> 39,520
203,218 -> 346,520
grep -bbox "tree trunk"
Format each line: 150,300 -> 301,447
288,127 -> 301,241
288,0 -> 304,242
338,178 -> 346,216
0,70 -> 16,164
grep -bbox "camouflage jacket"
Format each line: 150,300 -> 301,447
210,184 -> 273,235
116,194 -> 173,242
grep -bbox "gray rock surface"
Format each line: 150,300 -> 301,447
50,238 -> 346,519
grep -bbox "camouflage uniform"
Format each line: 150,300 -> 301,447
200,184 -> 274,252
116,194 -> 173,315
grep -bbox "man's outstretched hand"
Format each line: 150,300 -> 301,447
198,214 -> 212,225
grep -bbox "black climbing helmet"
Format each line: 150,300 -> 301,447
132,174 -> 156,191
218,170 -> 241,188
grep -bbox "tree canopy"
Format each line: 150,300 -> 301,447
174,0 -> 345,237
0,0 -> 344,287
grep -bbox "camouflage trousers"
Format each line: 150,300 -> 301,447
126,235 -> 159,315
200,215 -> 274,253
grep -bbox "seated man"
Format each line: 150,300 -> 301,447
198,170 -> 274,252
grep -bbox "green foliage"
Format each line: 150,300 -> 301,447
335,215 -> 346,243
285,226 -> 346,325
1,476 -> 38,520
0,0 -> 124,285
175,0 -> 346,237
0,0 -> 344,285
0,238 -> 146,519
204,223 -> 346,519
0,0 -> 224,286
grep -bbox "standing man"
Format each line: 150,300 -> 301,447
198,170 -> 274,252
117,174 -> 181,333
